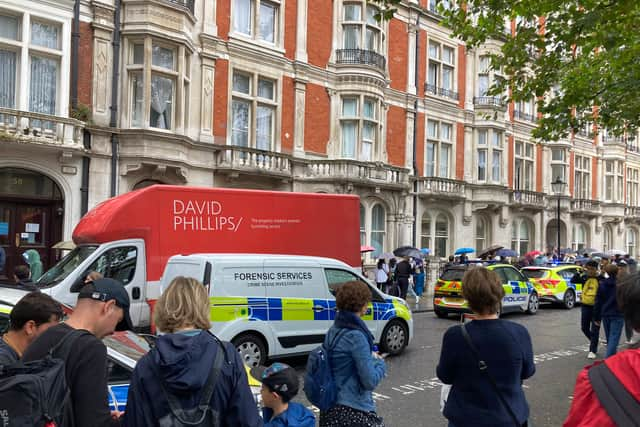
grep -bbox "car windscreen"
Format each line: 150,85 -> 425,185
37,245 -> 98,287
103,331 -> 152,365
440,269 -> 466,281
522,269 -> 549,279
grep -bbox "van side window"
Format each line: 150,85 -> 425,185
88,247 -> 138,285
324,269 -> 384,302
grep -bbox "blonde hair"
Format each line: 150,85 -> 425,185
154,276 -> 211,333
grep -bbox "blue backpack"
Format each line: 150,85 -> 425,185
303,329 -> 346,411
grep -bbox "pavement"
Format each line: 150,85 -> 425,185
280,304 -> 638,427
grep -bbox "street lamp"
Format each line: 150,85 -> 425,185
551,176 -> 566,256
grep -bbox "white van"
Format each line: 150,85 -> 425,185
160,254 -> 413,366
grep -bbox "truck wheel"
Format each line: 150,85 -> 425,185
526,292 -> 539,315
380,320 -> 408,355
435,308 -> 448,319
232,333 -> 266,367
563,289 -> 576,309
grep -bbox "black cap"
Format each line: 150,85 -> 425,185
250,363 -> 299,401
78,278 -> 132,331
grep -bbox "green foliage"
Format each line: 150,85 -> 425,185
434,0 -> 640,141
70,103 -> 93,123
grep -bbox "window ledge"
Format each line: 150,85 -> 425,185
228,33 -> 286,56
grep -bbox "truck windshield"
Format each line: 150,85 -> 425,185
37,246 -> 99,287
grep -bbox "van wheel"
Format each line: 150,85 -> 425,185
434,308 -> 448,319
563,289 -> 576,309
232,333 -> 266,367
526,292 -> 539,315
380,320 -> 408,355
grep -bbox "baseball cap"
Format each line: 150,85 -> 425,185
618,260 -> 628,267
250,362 -> 299,401
78,278 -> 132,331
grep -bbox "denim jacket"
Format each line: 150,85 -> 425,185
325,311 -> 386,413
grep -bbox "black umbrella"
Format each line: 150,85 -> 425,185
478,244 -> 504,258
393,246 -> 422,258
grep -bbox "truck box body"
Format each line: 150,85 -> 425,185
39,185 -> 360,328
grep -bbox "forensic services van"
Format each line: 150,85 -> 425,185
160,254 -> 413,366
32,185 -> 360,330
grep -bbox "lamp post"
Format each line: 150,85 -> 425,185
551,176 -> 567,256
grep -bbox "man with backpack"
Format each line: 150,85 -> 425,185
20,278 -> 132,426
0,292 -> 63,365
572,260 -> 601,359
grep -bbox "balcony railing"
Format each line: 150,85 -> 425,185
571,199 -> 601,214
625,206 -> 640,218
335,49 -> 386,72
473,96 -> 506,108
417,177 -> 466,198
510,190 -> 545,207
162,0 -> 195,13
304,160 -> 407,186
425,84 -> 459,101
0,107 -> 84,148
215,145 -> 292,177
627,143 -> 640,153
513,110 -> 536,122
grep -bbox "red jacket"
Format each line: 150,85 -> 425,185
564,348 -> 640,427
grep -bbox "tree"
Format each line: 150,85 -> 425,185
435,0 -> 640,141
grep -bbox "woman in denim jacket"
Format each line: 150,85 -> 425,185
320,281 -> 387,427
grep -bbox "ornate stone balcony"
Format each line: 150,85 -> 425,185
301,159 -> 408,189
571,198 -> 601,216
335,49 -> 386,73
625,206 -> 640,220
425,84 -> 459,101
416,177 -> 466,200
473,96 -> 507,111
214,145 -> 293,179
0,107 -> 85,149
510,190 -> 545,209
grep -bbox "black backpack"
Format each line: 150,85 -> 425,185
0,329 -> 88,427
151,335 -> 227,427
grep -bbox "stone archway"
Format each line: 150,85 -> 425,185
545,218 -> 568,252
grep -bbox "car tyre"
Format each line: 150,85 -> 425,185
434,308 -> 448,319
380,319 -> 408,355
526,292 -> 539,315
563,289 -> 576,310
232,333 -> 267,368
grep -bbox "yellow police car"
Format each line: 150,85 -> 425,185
521,264 -> 583,309
433,264 -> 539,318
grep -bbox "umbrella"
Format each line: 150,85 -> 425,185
605,249 -> 626,256
478,244 -> 503,258
524,250 -> 542,258
496,248 -> 518,258
393,246 -> 422,258
583,248 -> 599,254
360,245 -> 376,253
420,248 -> 431,255
454,247 -> 475,255
53,240 -> 76,250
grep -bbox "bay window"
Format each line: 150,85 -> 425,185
427,41 -> 456,99
126,39 -> 190,131
627,168 -> 639,206
514,141 -> 534,191
476,129 -> 503,184
550,148 -> 567,187
342,2 -> 384,53
231,71 -> 277,150
574,155 -> 591,199
233,0 -> 280,44
340,95 -> 381,161
0,12 -> 63,126
425,119 -> 452,178
604,160 -> 624,203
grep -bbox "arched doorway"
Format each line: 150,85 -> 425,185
545,218 -> 567,252
0,168 -> 64,280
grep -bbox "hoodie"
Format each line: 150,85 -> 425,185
593,275 -> 623,321
262,402 -> 315,427
22,249 -> 42,281
122,330 -> 262,427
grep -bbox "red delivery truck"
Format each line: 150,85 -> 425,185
35,185 -> 361,329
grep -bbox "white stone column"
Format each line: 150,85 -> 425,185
293,78 -> 307,156
407,23 -> 417,95
405,108 -> 416,171
464,125 -> 474,181
199,57 -> 215,143
295,0 -> 308,62
465,49 -> 475,110
202,0 -> 217,35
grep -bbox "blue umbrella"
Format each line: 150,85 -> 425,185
454,247 -> 475,255
420,248 -> 431,255
496,248 -> 518,258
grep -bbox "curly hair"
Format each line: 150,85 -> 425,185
462,267 -> 504,315
335,281 -> 371,313
154,276 -> 211,333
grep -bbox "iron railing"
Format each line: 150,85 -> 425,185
336,49 -> 386,72
513,110 -> 535,122
162,0 -> 195,13
425,83 -> 459,101
473,96 -> 505,108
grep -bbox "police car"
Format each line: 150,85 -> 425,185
433,264 -> 539,318
521,264 -> 584,309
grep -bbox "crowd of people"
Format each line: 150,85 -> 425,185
373,257 -> 425,302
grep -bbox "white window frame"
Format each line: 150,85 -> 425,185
511,218 -> 532,255
627,228 -> 638,257
340,1 -> 385,54
572,223 -> 588,252
231,0 -> 282,46
229,69 -> 279,151
425,119 -> 453,178
604,160 -> 623,203
476,128 -> 503,184
550,147 -> 568,189
477,54 -> 504,99
426,40 -> 456,99
574,155 -> 591,200
627,167 -> 639,207
339,94 -> 382,161
514,141 -> 534,191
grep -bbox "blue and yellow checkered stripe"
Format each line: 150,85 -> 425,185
503,281 -> 533,295
209,296 -> 409,322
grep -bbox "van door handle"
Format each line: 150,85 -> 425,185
312,305 -> 326,312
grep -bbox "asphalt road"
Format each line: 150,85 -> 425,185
281,304 -> 635,427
